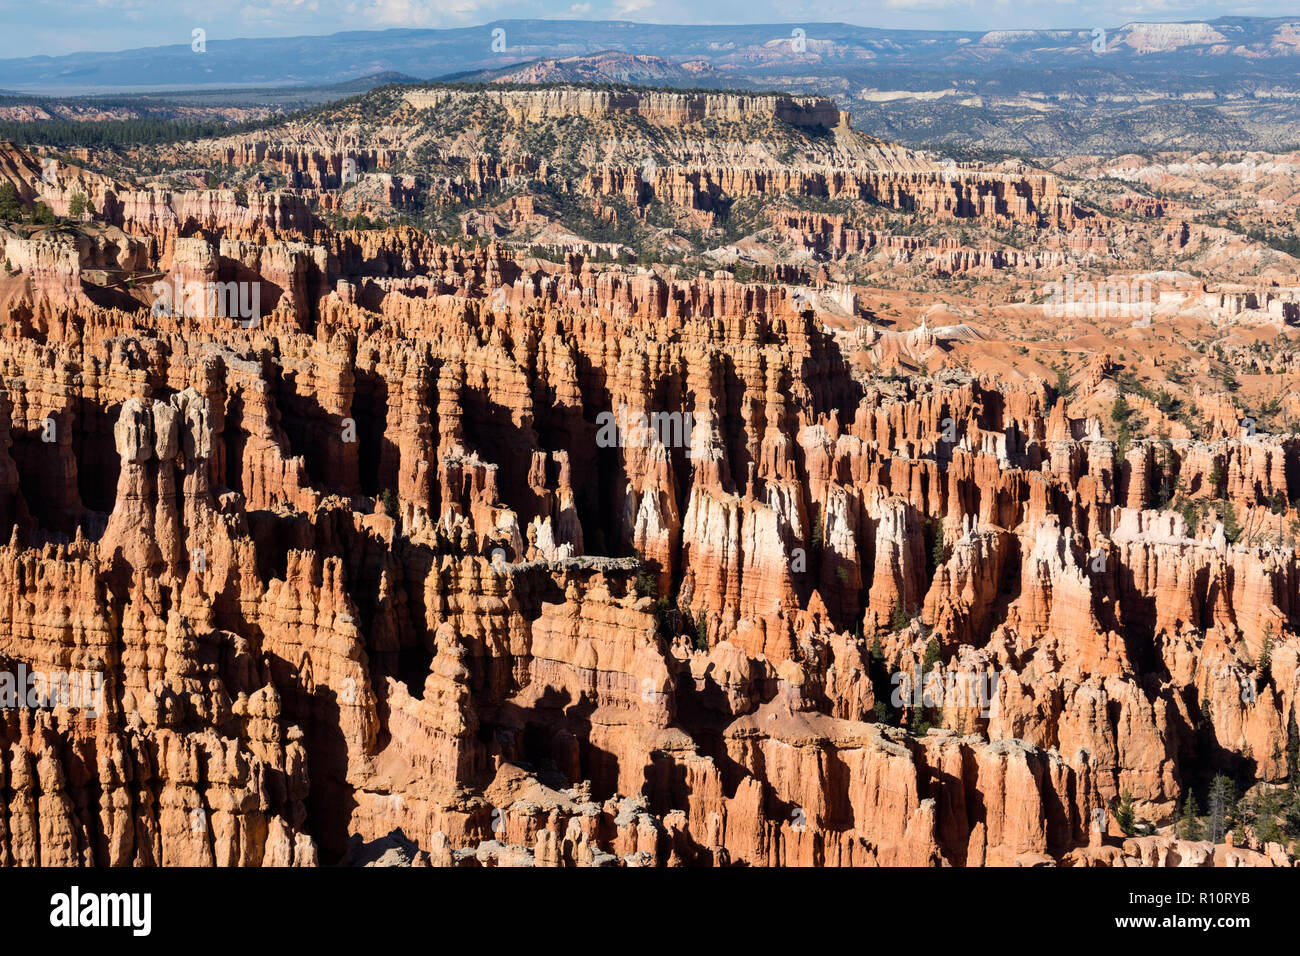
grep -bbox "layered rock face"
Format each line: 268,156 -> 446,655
400,88 -> 844,128
586,159 -> 1074,228
0,144 -> 1295,869
770,209 -> 1072,271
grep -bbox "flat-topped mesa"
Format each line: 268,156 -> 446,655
402,87 -> 844,128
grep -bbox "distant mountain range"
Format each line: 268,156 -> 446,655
5,18 -> 1300,154
3,18 -> 1300,93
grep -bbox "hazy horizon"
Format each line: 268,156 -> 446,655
1,2 -> 1296,60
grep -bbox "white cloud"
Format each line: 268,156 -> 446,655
362,0 -> 441,26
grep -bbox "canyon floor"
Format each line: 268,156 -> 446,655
0,81 -> 1298,868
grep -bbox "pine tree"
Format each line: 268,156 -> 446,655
1111,396 -> 1133,457
379,487 -> 400,525
1208,774 -> 1236,843
1284,788 -> 1300,841
1110,394 -> 1132,425
1222,500 -> 1242,544
1246,787 -> 1284,846
922,635 -> 941,675
1116,790 -> 1136,836
929,519 -> 949,575
868,632 -> 896,727
0,182 -> 20,221
1179,793 -> 1204,841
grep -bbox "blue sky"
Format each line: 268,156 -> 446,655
1,0 -> 1295,59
